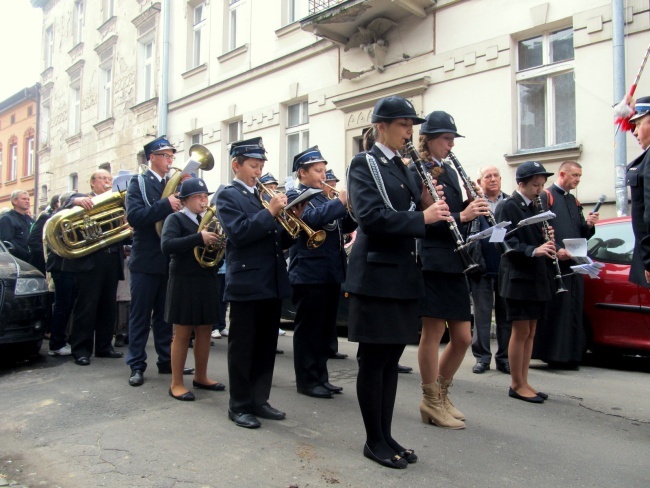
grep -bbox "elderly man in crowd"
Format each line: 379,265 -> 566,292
0,190 -> 34,262
468,166 -> 511,374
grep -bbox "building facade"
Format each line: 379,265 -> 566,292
0,85 -> 39,213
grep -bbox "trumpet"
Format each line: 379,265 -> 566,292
256,178 -> 326,249
321,180 -> 339,199
194,205 -> 227,268
534,195 -> 568,294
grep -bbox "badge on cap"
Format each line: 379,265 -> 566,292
534,162 -> 540,167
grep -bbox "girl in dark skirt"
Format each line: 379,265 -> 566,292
346,96 -> 450,469
161,178 -> 225,401
495,161 -> 556,404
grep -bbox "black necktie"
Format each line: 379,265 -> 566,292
161,178 -> 167,190
196,214 -> 202,225
254,188 -> 260,199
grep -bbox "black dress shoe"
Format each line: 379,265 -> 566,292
228,409 -> 261,429
129,369 -> 144,387
74,356 -> 90,366
363,443 -> 407,469
398,449 -> 418,464
95,350 -> 124,358
252,403 -> 286,420
322,382 -> 343,393
297,385 -> 333,399
535,391 -> 549,400
114,335 -> 125,348
472,362 -> 490,374
169,388 -> 195,401
496,362 -> 511,374
329,352 -> 348,359
192,380 -> 226,391
508,387 -> 544,404
397,364 -> 413,374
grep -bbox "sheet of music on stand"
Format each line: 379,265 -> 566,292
466,221 -> 511,243
564,238 -> 605,279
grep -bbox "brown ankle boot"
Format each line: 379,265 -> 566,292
419,382 -> 465,429
439,376 -> 465,421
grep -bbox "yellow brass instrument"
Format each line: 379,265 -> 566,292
255,178 -> 326,249
155,144 -> 215,237
194,206 -> 227,268
321,180 -> 339,200
44,190 -> 132,259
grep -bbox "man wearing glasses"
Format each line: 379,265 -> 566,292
125,136 -> 192,386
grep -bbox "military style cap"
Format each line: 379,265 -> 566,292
419,111 -> 464,138
230,137 -> 268,160
371,96 -> 426,124
144,136 -> 176,160
178,177 -> 213,198
292,146 -> 327,173
516,161 -> 554,182
629,96 -> 650,123
325,169 -> 340,182
259,172 -> 278,185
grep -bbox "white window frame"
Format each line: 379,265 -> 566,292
228,0 -> 246,52
286,101 -> 310,175
69,173 -> 79,191
137,37 -> 155,102
73,0 -> 84,46
26,137 -> 35,177
9,144 -> 17,181
192,3 -> 206,68
515,27 -> 575,151
99,64 -> 113,120
44,26 -> 54,68
69,82 -> 81,135
103,0 -> 115,22
227,119 -> 243,144
287,0 -> 309,24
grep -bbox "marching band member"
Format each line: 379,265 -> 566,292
411,111 -> 490,429
346,96 -> 450,469
496,161 -> 555,403
287,147 -> 357,399
161,177 -> 225,401
216,137 -> 300,429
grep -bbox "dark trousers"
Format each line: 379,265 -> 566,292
469,274 -> 511,366
228,299 -> 281,413
126,271 -> 173,372
292,283 -> 339,389
69,252 -> 120,358
217,273 -> 227,330
50,270 -> 75,351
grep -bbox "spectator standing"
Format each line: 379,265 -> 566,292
0,190 -> 34,262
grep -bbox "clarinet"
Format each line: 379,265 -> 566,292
534,195 -> 568,294
404,142 -> 479,274
446,151 -> 513,255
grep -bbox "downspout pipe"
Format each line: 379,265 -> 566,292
158,0 -> 170,137
613,0 -> 628,216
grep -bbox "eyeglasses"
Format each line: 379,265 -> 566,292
155,153 -> 175,160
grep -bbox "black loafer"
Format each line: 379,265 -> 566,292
496,362 -> 511,374
252,403 -> 286,420
508,387 -> 544,404
329,352 -> 348,359
397,364 -> 413,374
192,380 -> 226,391
398,449 -> 418,464
363,443 -> 407,469
74,356 -> 90,366
297,385 -> 333,399
228,410 -> 261,429
536,391 -> 549,400
322,382 -> 343,393
95,350 -> 124,359
129,369 -> 144,387
472,362 -> 490,374
169,388 -> 195,401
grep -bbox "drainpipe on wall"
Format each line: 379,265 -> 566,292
33,84 -> 40,216
158,0 -> 170,137
613,0 -> 629,216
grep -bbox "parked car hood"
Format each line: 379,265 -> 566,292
0,253 -> 44,279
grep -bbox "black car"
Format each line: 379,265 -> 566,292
0,241 -> 49,360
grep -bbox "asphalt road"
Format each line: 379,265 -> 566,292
0,334 -> 648,488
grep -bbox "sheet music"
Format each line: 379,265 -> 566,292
517,210 -> 556,227
285,188 -> 322,210
466,221 -> 511,243
182,159 -> 201,177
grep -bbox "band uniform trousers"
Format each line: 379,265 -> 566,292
228,299 -> 281,413
469,274 -> 511,366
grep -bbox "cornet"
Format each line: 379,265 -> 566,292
321,180 -> 339,200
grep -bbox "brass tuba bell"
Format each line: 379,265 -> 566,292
194,205 -> 227,267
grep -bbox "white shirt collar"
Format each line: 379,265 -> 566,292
517,190 -> 533,206
180,207 -> 205,222
234,178 -> 257,193
375,142 -> 401,160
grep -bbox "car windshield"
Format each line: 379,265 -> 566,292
587,221 -> 634,265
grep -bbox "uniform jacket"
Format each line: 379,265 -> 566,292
495,192 -> 554,301
126,169 -> 174,274
0,209 -> 34,262
409,160 -> 469,274
160,211 -> 219,277
626,147 -> 650,287
216,180 -> 294,302
286,184 -> 357,285
345,145 -> 427,300
27,207 -> 54,274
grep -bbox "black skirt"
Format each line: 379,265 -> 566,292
418,271 -> 471,321
505,298 -> 546,321
165,273 -> 221,325
348,293 -> 420,344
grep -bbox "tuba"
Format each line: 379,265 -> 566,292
44,190 -> 132,259
256,178 -> 326,249
194,206 -> 227,267
155,144 -> 215,236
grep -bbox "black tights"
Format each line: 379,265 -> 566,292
356,342 -> 407,458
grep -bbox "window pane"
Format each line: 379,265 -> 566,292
194,5 -> 204,25
228,121 -> 242,143
287,133 -> 299,165
288,104 -> 300,127
588,221 -> 635,265
553,72 -> 576,144
550,28 -> 574,63
302,130 -> 309,150
519,75 -> 546,149
518,36 -> 543,70
301,101 -> 309,124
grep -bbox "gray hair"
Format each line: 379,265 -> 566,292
477,165 -> 501,181
10,190 -> 29,202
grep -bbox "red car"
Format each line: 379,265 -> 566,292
584,216 -> 650,354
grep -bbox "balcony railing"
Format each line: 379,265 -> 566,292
309,0 -> 347,14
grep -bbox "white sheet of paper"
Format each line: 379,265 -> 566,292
182,159 -> 201,176
489,226 -> 507,243
518,210 -> 556,227
466,221 -> 511,243
563,238 -> 588,257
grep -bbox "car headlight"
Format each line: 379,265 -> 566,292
15,277 -> 48,296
